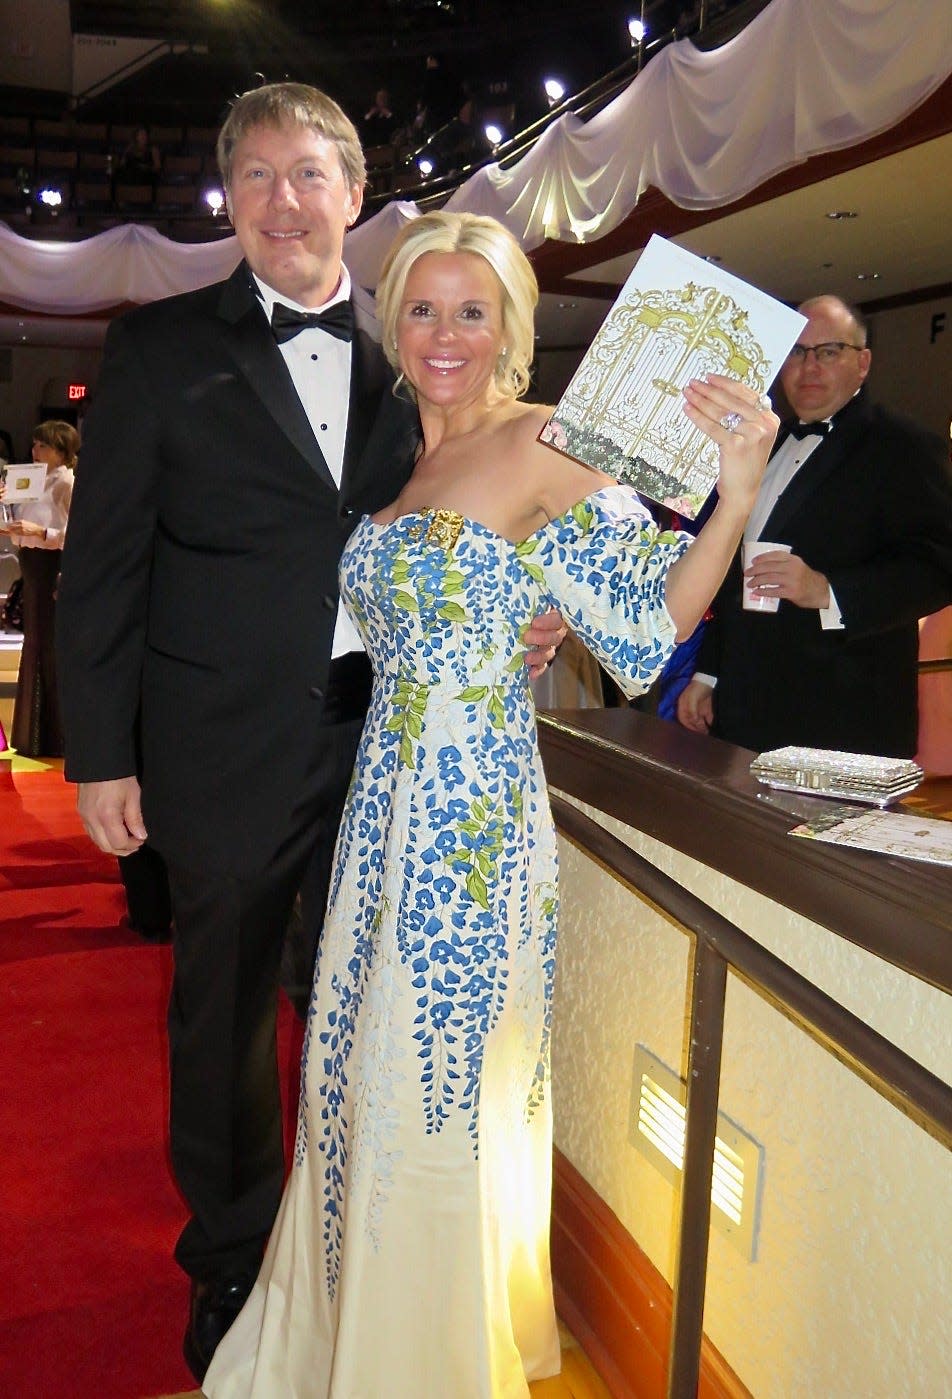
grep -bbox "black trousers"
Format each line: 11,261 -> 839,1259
11,547 -> 63,757
118,843 -> 172,935
160,653 -> 371,1282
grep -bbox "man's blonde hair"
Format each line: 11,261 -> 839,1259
217,81 -> 366,193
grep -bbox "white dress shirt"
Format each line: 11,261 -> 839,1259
13,464 -> 74,548
744,428 -> 825,544
745,421 -> 843,630
694,418 -> 843,689
253,268 -> 364,659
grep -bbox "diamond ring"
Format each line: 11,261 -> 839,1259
756,393 -> 772,413
721,411 -> 743,432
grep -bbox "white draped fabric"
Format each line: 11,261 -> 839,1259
0,220 -> 242,313
449,0 -> 951,240
0,0 -> 949,314
0,200 -> 421,315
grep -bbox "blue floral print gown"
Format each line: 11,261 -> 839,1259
204,485 -> 688,1398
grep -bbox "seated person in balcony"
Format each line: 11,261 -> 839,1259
360,87 -> 396,148
117,125 -> 162,183
676,295 -> 952,758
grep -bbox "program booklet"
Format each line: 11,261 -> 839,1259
539,235 -> 807,519
0,463 -> 46,504
790,808 -> 952,867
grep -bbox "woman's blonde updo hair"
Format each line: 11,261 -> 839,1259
376,211 -> 538,402
32,420 -> 80,469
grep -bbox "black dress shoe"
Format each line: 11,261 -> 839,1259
183,1272 -> 255,1383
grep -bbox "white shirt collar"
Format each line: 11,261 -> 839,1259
252,264 -> 352,319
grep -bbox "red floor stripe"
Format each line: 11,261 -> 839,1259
0,768 -> 301,1397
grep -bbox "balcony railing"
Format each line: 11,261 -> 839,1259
538,709 -> 951,1398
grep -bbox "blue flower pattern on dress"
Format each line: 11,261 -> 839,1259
297,484 -> 688,1297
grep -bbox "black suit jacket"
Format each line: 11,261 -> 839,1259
57,262 -> 419,874
697,390 -> 952,757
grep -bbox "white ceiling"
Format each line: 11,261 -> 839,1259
3,132 -> 950,353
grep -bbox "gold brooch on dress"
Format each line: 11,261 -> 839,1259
408,509 -> 465,551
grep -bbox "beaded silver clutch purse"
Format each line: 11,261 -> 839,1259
750,746 -> 924,807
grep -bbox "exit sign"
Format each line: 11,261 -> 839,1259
68,383 -> 87,401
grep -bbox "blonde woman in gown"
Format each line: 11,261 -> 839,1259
204,212 -> 778,1398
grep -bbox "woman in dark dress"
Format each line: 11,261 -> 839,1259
0,420 -> 77,757
117,125 -> 162,181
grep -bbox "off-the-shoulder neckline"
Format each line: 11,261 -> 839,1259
366,484 -> 633,548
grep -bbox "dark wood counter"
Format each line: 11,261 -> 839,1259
537,709 -> 952,995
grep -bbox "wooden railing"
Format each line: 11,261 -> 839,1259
538,709 -> 951,1398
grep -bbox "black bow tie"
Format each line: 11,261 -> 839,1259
789,419 -> 832,440
271,300 -> 354,344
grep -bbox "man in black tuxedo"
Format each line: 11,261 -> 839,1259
57,82 -> 560,1381
677,294 -> 952,757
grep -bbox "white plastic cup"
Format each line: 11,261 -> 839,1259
742,540 -> 792,612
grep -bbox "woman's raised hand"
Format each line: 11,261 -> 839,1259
682,373 -> 779,514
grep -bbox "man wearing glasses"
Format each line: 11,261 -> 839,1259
678,294 -> 952,757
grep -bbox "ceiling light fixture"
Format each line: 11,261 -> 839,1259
855,271 -> 881,280
543,78 -> 565,107
826,210 -> 858,220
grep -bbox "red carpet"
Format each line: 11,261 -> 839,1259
0,768 -> 301,1398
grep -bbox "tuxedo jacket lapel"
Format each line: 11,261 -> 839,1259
216,263 -> 337,490
763,392 -> 871,538
341,325 -> 420,498
344,326 -> 389,479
